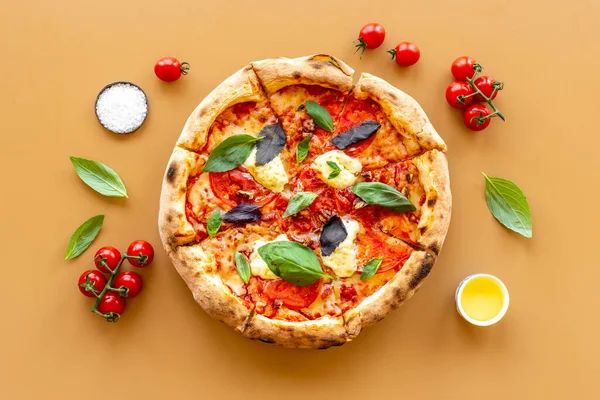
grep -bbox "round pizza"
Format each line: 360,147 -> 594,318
159,54 -> 451,348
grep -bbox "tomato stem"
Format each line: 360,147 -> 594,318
386,49 -> 397,60
180,62 -> 190,76
354,38 -> 368,58
465,65 -> 506,122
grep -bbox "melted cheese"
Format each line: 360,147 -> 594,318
311,150 -> 362,189
249,234 -> 289,279
243,148 -> 288,192
321,217 -> 360,277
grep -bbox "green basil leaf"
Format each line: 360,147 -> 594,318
65,215 -> 105,260
207,209 -> 222,238
360,257 -> 383,280
296,136 -> 311,163
326,161 -> 342,179
283,192 -> 318,218
202,134 -> 262,173
235,251 -> 251,284
70,157 -> 128,198
483,173 -> 532,238
258,241 -> 332,286
352,182 -> 416,213
305,101 -> 333,132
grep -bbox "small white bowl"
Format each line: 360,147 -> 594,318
455,274 -> 509,326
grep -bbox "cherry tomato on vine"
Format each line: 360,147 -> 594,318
113,271 -> 143,298
387,42 -> 420,66
98,292 -> 126,316
463,104 -> 491,131
78,270 -> 108,297
127,240 -> 154,267
154,57 -> 190,82
445,81 -> 474,109
474,76 -> 499,102
94,246 -> 121,273
451,56 -> 477,81
355,23 -> 386,56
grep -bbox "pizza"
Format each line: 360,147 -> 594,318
159,54 -> 451,348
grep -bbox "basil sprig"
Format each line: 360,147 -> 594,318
483,173 -> 532,238
326,161 -> 342,179
296,136 -> 311,163
202,134 -> 262,172
258,241 -> 333,286
360,257 -> 383,280
283,192 -> 318,218
305,101 -> 333,132
65,215 -> 105,260
235,251 -> 251,283
352,182 -> 416,213
70,157 -> 128,198
207,209 -> 222,238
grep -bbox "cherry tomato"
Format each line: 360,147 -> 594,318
262,279 -> 322,310
473,76 -> 499,102
78,270 -> 107,297
94,246 -> 121,273
113,271 -> 143,298
445,81 -> 474,109
451,56 -> 477,81
154,57 -> 190,82
355,23 -> 386,56
127,240 -> 154,267
388,42 -> 420,67
463,104 -> 491,131
97,292 -> 126,316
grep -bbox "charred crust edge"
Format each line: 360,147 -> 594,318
409,255 -> 434,289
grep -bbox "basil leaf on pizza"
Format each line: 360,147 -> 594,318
326,161 -> 342,179
296,136 -> 311,163
256,123 -> 287,166
258,241 -> 333,286
360,257 -> 383,280
283,192 -> 318,218
305,101 -> 334,132
483,173 -> 532,238
330,121 -> 381,150
207,209 -> 222,238
320,216 -> 348,257
352,182 -> 416,213
223,203 -> 262,224
234,251 -> 251,284
70,157 -> 128,198
202,134 -> 263,172
65,214 -> 104,260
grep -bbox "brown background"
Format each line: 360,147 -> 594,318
2,0 -> 599,398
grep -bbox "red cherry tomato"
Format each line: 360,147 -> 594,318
355,23 -> 386,56
451,56 -> 477,81
262,279 -> 322,310
97,292 -> 126,316
127,240 -> 154,267
388,42 -> 420,67
445,81 -> 474,109
463,104 -> 491,131
154,57 -> 190,82
473,76 -> 499,102
113,271 -> 143,298
78,270 -> 107,297
94,246 -> 121,273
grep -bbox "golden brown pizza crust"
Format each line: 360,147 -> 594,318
354,73 -> 447,153
158,147 -> 202,249
242,314 -> 348,349
413,150 -> 452,255
251,54 -> 354,95
344,251 -> 435,338
177,64 -> 266,152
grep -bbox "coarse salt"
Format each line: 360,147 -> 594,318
95,83 -> 148,134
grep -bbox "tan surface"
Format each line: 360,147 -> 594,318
1,0 -> 599,398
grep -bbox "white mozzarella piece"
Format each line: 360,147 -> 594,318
243,148 -> 288,192
311,150 -> 362,189
321,217 -> 360,277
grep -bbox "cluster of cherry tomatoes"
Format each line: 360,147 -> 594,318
355,23 -> 420,67
445,56 -> 505,131
78,240 -> 154,322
